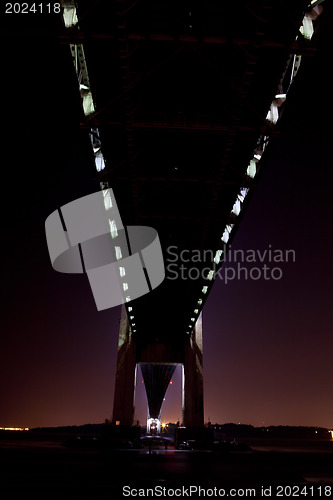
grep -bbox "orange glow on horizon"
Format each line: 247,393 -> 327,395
0,427 -> 29,431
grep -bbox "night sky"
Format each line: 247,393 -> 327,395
1,8 -> 332,429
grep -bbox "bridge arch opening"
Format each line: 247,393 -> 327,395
134,364 -> 183,433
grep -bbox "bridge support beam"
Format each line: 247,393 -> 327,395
183,313 -> 204,427
112,305 -> 136,426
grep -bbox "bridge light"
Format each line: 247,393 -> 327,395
94,152 -> 105,172
109,219 -> 118,239
214,250 -> 223,265
194,308 -> 199,314
197,298 -> 203,305
207,270 -> 214,281
103,190 -> 112,210
119,266 -> 126,278
130,315 -> 134,320
222,224 -> 233,244
246,160 -> 257,179
81,87 -> 95,117
239,188 -> 249,202
125,296 -> 131,302
128,306 -> 133,312
123,282 -> 129,291
202,286 -> 208,294
115,246 -> 122,260
300,14 -> 314,40
62,1 -> 78,27
222,230 -> 229,243
266,102 -> 279,124
231,199 -> 241,216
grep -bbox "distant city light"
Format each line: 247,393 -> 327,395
0,427 -> 29,431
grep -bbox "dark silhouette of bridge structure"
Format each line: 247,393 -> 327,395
58,0 -> 324,432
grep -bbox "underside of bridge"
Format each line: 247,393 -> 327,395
58,0 -> 326,428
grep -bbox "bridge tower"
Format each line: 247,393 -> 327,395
112,304 -> 203,429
